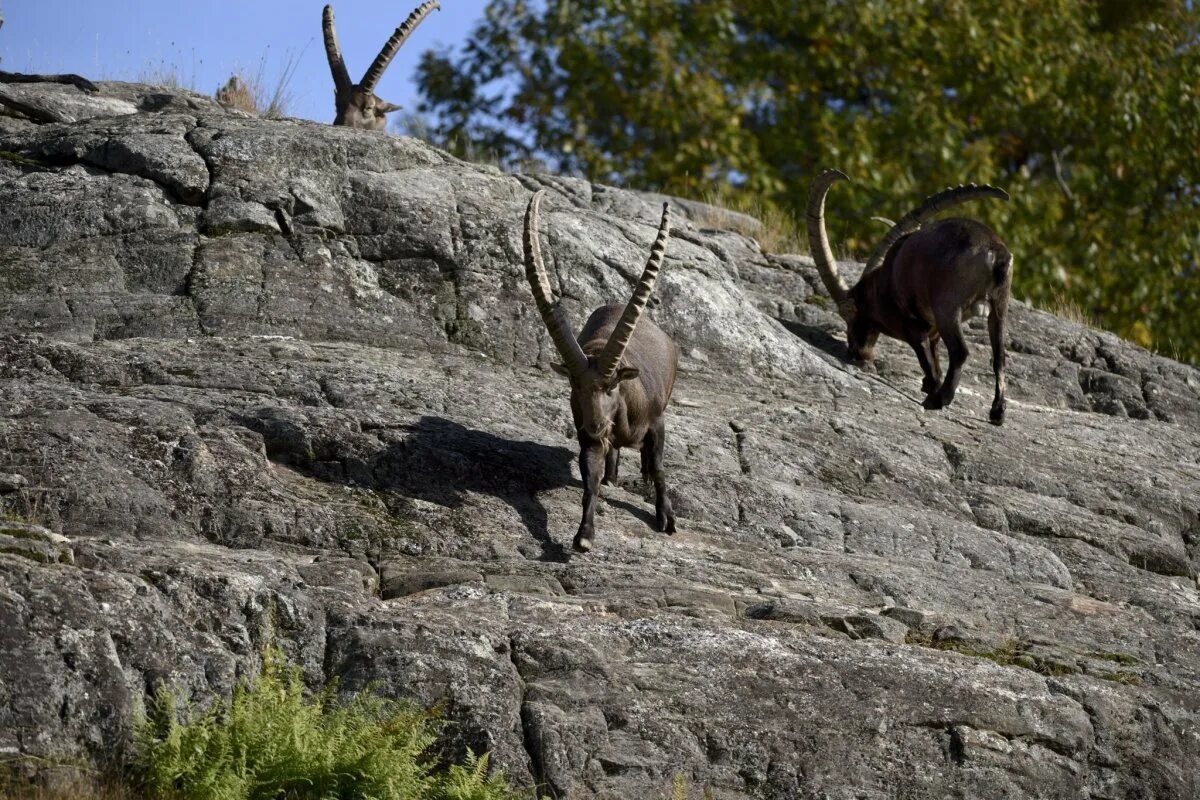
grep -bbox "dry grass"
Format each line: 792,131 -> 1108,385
213,50 -> 303,119
132,47 -> 300,119
214,75 -> 256,114
136,60 -> 199,92
1040,293 -> 1100,328
0,764 -> 139,800
0,781 -> 140,800
683,185 -> 866,260
689,186 -> 806,255
1036,294 -> 1169,355
665,773 -> 715,800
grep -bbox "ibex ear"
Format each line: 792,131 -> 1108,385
377,100 -> 401,114
550,362 -> 571,377
613,367 -> 640,384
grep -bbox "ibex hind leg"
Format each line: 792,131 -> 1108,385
988,252 -> 1013,425
643,418 -> 676,534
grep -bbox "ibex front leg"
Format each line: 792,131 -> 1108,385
904,321 -> 941,395
923,313 -> 968,411
575,443 -> 607,553
642,418 -> 676,533
602,448 -> 620,486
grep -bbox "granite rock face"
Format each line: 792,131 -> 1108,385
1,79 -> 1199,799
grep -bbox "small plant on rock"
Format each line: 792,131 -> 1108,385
134,646 -> 534,800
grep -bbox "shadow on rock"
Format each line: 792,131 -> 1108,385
368,416 -> 576,562
777,317 -> 848,360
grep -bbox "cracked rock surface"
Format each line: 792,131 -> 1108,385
2,80 -> 1199,799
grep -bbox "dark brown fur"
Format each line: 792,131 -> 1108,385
808,170 -> 1013,424
526,191 -> 680,552
847,219 -> 1013,423
554,305 -> 681,552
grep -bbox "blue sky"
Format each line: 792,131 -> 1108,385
0,0 -> 487,123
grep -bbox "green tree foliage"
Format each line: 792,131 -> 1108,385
415,0 -> 1200,361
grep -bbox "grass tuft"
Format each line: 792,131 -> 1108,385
688,186 -> 806,255
136,60 -> 200,92
1040,293 -> 1100,329
664,773 -> 715,800
213,50 -> 303,120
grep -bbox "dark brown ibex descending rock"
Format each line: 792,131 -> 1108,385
808,170 -> 1014,424
523,190 -> 681,553
322,2 -> 439,130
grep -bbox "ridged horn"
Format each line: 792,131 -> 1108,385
863,183 -> 1010,275
322,5 -> 353,92
805,168 -> 851,311
870,216 -> 895,228
360,0 -> 441,93
598,202 -> 671,380
523,191 -> 588,377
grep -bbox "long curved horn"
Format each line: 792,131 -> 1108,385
322,5 -> 353,92
863,183 -> 1009,275
524,191 -> 588,376
597,202 -> 671,380
360,0 -> 441,94
870,216 -> 895,228
805,169 -> 851,312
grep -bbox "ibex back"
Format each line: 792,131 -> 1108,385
523,191 -> 680,553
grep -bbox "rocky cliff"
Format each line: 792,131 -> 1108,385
1,80 -> 1199,799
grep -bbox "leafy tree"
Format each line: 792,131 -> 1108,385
414,0 -> 1200,362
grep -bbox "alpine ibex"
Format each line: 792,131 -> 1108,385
322,2 -> 439,129
523,190 -> 680,553
807,169 -> 1014,424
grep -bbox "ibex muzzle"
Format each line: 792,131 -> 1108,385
523,191 -> 681,553
322,2 -> 439,130
808,170 -> 1014,424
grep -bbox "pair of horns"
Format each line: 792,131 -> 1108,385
523,190 -> 671,381
807,169 -> 1009,314
323,2 -> 440,94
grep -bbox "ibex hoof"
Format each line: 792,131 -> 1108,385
657,512 -> 676,534
922,393 -> 946,410
989,405 -> 1005,426
572,532 -> 593,553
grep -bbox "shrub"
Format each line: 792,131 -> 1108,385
133,647 -> 535,800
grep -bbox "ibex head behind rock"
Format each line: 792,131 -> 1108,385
322,2 -> 439,130
523,190 -> 681,553
808,170 -> 1014,424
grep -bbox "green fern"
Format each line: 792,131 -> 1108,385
134,646 -> 536,800
429,750 -> 533,800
